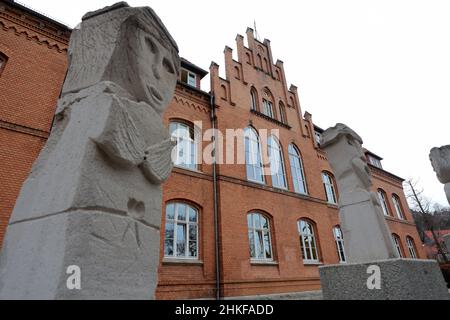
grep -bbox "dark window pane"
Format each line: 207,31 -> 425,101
248,231 -> 255,258
164,239 -> 173,256
177,205 -> 186,221
188,207 -> 197,222
189,241 -> 197,257
189,225 -> 197,241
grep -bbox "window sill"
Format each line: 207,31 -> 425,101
303,261 -> 323,266
250,260 -> 279,266
163,258 -> 203,266
174,165 -> 202,174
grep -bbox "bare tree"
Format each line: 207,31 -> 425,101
405,178 -> 448,263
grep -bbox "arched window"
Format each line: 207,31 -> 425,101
268,136 -> 287,189
0,52 -> 7,76
234,66 -> 240,79
322,172 -> 337,204
392,194 -> 405,220
275,69 -> 281,81
257,54 -> 263,69
298,219 -> 319,263
377,189 -> 390,216
250,87 -> 258,111
263,57 -> 269,72
247,212 -> 273,260
279,102 -> 287,124
392,233 -> 403,258
288,144 -> 307,194
170,121 -> 198,170
262,89 -> 274,118
244,127 -> 264,184
246,52 -> 252,65
333,226 -> 346,263
164,202 -> 198,259
221,85 -> 227,100
406,236 -> 417,259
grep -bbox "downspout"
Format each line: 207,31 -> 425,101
210,93 -> 221,300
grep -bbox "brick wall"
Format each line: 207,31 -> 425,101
0,2 -> 69,246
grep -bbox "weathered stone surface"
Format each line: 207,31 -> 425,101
429,145 -> 450,204
319,259 -> 449,300
0,2 -> 179,299
321,123 -> 398,263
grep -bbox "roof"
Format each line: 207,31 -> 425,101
363,148 -> 384,160
181,57 -> 208,79
5,0 -> 72,31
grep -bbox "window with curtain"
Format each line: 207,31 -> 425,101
406,236 -> 417,258
244,127 -> 265,184
247,212 -> 273,260
164,202 -> 198,259
169,121 -> 197,170
392,194 -> 405,220
377,189 -> 390,216
268,136 -> 287,189
288,144 -> 307,194
392,234 -> 403,258
250,88 -> 258,111
322,172 -> 337,204
333,226 -> 346,263
298,219 -> 319,263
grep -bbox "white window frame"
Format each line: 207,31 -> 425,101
298,220 -> 319,263
268,136 -> 287,189
406,236 -> 417,259
333,226 -> 346,263
262,99 -> 274,118
392,234 -> 403,258
314,132 -> 322,146
164,203 -> 199,259
247,212 -> 273,261
322,172 -> 337,204
250,89 -> 258,111
181,68 -> 197,88
368,156 -> 382,169
244,127 -> 265,184
377,190 -> 390,216
288,144 -> 307,194
392,195 -> 405,220
170,122 -> 198,171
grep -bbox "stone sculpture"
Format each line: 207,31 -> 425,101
319,123 -> 398,263
0,2 -> 180,299
429,145 -> 450,204
319,123 -> 448,300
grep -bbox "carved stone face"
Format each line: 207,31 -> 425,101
107,18 -> 180,115
129,27 -> 179,114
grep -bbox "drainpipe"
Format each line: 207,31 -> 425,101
210,93 -> 221,300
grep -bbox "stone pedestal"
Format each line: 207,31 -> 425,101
319,259 -> 449,300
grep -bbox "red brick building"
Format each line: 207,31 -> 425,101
0,1 -> 425,299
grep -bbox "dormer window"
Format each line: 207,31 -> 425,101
314,131 -> 322,146
367,155 -> 382,169
181,69 -> 197,87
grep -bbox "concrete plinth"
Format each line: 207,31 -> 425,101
319,259 -> 449,300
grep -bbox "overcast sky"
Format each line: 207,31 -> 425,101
22,0 -> 450,206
